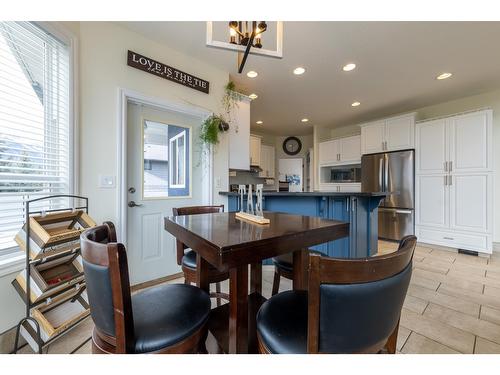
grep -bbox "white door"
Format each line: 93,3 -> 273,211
126,102 -> 208,285
449,173 -> 490,233
416,174 -> 449,228
448,111 -> 491,173
340,135 -> 361,164
416,118 -> 448,174
385,115 -> 414,151
318,139 -> 340,165
361,121 -> 385,154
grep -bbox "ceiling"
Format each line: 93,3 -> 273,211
119,21 -> 500,135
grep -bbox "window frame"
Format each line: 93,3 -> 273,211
169,130 -> 187,189
0,21 -> 77,271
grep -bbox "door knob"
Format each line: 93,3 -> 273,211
128,201 -> 143,208
128,187 -> 136,193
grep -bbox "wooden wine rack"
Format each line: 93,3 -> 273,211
12,195 -> 95,354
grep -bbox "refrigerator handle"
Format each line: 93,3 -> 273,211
379,158 -> 384,191
384,154 -> 389,192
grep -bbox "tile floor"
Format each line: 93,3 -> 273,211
16,241 -> 500,354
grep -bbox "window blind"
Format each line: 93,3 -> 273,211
0,22 -> 71,255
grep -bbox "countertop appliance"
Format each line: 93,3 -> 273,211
361,149 -> 414,241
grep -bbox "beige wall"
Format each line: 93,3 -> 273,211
0,21 -> 230,336
319,88 -> 500,242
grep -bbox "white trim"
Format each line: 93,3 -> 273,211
169,130 -> 187,189
0,253 -> 24,278
206,21 -> 283,59
117,88 -> 212,244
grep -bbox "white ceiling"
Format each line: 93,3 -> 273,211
119,21 -> 500,135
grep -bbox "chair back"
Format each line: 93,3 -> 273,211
172,205 -> 224,265
307,235 -> 417,353
172,205 -> 224,216
80,222 -> 134,353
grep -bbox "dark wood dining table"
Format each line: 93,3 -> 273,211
164,211 -> 349,353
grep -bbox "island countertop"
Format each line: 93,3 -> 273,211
219,191 -> 387,197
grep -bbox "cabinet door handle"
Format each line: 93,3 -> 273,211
382,141 -> 385,151
449,161 -> 453,172
444,176 -> 447,186
444,161 -> 448,172
443,236 -> 454,240
449,175 -> 452,186
346,197 -> 349,211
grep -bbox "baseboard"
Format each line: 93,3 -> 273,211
130,272 -> 183,293
417,241 -> 491,258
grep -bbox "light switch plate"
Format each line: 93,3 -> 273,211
99,174 -> 116,188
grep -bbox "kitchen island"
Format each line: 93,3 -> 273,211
219,191 -> 386,259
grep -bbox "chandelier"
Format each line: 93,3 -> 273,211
228,21 -> 267,73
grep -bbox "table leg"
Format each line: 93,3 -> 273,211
250,262 -> 262,294
229,264 -> 249,354
196,253 -> 210,294
292,248 -> 308,291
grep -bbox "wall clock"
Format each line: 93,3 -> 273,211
282,136 -> 302,156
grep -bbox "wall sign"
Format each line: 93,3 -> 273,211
127,50 -> 210,94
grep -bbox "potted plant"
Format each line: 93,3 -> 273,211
199,81 -> 241,147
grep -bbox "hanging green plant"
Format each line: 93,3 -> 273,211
222,81 -> 241,114
200,114 -> 229,146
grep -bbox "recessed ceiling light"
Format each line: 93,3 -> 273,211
247,71 -> 258,78
249,93 -> 258,100
301,118 -> 309,123
343,63 -> 356,72
256,120 -> 263,124
436,72 -> 452,80
293,67 -> 306,75
351,101 -> 361,107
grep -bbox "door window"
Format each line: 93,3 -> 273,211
142,120 -> 190,199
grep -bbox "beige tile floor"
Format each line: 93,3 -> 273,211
16,241 -> 500,354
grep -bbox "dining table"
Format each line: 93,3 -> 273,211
164,211 -> 349,353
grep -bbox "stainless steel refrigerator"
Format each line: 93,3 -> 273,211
361,149 -> 415,241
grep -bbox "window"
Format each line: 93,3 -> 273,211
142,120 -> 190,199
169,130 -> 186,188
0,22 -> 71,255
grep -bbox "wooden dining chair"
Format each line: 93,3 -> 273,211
80,222 -> 211,354
256,235 -> 417,354
270,249 -> 324,295
172,205 -> 229,306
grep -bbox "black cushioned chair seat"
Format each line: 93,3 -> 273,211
256,290 -> 308,354
182,249 -> 219,270
272,250 -> 323,273
132,283 -> 210,353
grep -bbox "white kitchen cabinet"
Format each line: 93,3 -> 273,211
449,173 -> 491,234
340,135 -> 361,163
318,135 -> 360,166
415,118 -> 447,174
228,97 -> 250,170
318,139 -> 341,165
360,120 -> 385,154
360,113 -> 415,155
416,174 -> 449,229
415,109 -> 493,254
259,144 -> 275,178
448,110 -> 492,173
250,135 -> 262,167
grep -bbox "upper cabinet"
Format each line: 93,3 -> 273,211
228,97 -> 251,170
360,113 -> 415,155
250,135 -> 262,167
259,144 -> 276,178
318,135 -> 360,166
416,110 -> 492,175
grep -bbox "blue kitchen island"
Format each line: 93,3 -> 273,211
219,191 -> 386,260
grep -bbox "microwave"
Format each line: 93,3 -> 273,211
330,166 -> 361,183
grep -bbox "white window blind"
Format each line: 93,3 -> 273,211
0,22 -> 71,255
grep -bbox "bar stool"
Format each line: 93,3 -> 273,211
257,235 -> 416,354
81,222 -> 211,353
271,249 -> 323,295
173,205 -> 229,306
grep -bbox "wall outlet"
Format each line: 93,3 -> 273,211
215,176 -> 222,188
99,174 -> 116,188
